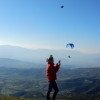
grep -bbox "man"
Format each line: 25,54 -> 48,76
46,55 -> 61,100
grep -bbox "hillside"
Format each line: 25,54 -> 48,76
0,96 -> 33,100
0,58 -> 45,68
0,94 -> 100,100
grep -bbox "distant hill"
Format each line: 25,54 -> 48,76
0,45 -> 100,67
0,58 -> 45,68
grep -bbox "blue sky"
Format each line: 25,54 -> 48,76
0,0 -> 100,54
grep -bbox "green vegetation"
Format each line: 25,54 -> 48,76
0,96 -> 32,100
0,67 -> 100,100
1,95 -> 100,100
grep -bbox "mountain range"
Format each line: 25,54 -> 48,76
0,45 -> 100,68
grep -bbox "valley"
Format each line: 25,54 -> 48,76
0,67 -> 100,99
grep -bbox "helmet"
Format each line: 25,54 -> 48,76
46,55 -> 53,62
48,55 -> 53,59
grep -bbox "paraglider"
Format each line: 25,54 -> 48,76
68,55 -> 71,58
66,43 -> 74,58
66,43 -> 74,49
61,5 -> 64,8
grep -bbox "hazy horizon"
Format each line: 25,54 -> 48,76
0,44 -> 100,55
0,45 -> 99,68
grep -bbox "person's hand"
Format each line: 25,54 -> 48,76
58,60 -> 61,65
58,60 -> 60,63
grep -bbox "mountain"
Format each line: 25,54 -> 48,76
0,58 -> 45,68
0,45 -> 100,67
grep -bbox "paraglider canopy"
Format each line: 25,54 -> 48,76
66,43 -> 74,49
61,5 -> 64,8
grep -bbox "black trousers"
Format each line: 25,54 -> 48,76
47,80 -> 59,100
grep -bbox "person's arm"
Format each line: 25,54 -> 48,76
53,60 -> 61,72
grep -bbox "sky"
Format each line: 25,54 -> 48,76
0,0 -> 100,54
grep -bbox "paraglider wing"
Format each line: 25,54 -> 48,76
66,43 -> 74,49
61,5 -> 64,8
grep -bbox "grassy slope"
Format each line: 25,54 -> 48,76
0,96 -> 69,100
1,95 -> 100,100
0,96 -> 34,100
0,96 -> 66,100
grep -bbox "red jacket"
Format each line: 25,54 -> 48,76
46,62 -> 60,82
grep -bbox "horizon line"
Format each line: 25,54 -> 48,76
0,44 -> 100,55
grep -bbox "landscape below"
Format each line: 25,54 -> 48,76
0,66 -> 100,100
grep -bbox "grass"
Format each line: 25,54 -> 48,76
0,96 -> 72,100
0,96 -> 33,100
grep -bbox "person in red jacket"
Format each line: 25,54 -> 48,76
46,55 -> 61,100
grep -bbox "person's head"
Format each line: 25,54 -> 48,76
46,55 -> 54,63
